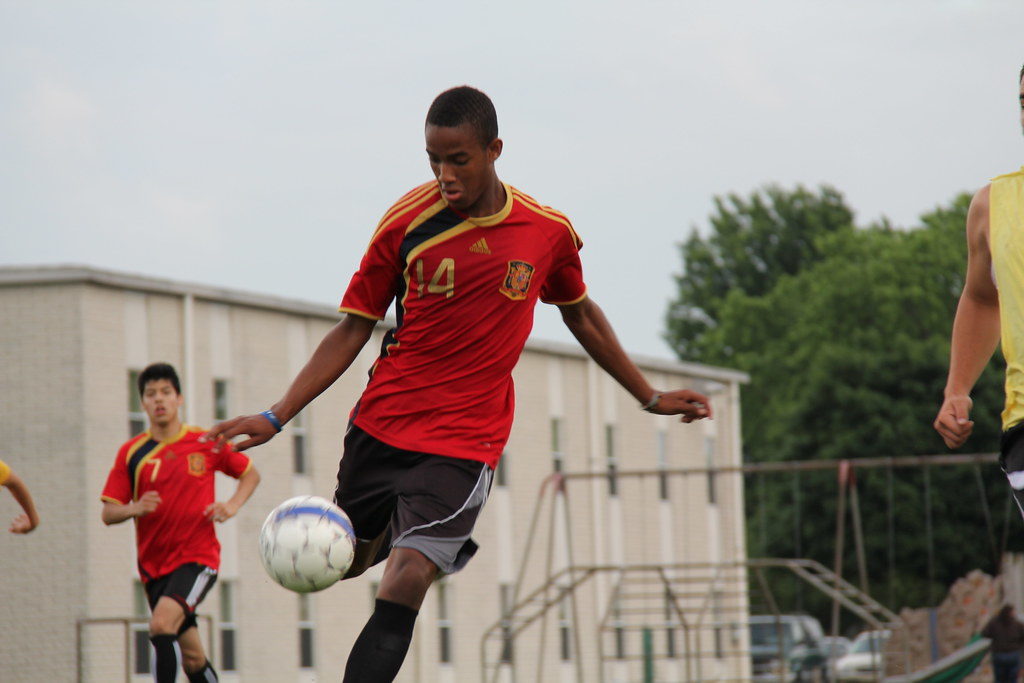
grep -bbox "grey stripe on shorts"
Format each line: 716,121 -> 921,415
393,464 -> 492,574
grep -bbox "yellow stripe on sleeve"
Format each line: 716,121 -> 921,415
339,306 -> 385,321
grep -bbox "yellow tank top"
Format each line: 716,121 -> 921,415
990,166 -> 1024,429
0,458 -> 9,486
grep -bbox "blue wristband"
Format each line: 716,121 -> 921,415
260,409 -> 283,432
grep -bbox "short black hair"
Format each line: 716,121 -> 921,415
138,362 -> 181,396
426,86 -> 498,146
1020,63 -> 1023,83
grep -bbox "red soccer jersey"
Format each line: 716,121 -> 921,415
340,182 -> 587,468
101,425 -> 252,582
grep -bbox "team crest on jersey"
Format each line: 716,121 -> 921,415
188,452 -> 207,477
500,260 -> 535,300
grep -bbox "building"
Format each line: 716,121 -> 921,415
0,264 -> 749,682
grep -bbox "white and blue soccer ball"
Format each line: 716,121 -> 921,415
258,496 -> 356,593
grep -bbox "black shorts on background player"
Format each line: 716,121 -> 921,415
144,563 -> 218,635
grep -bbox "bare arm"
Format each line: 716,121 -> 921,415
101,490 -> 162,526
934,185 -> 1001,449
205,314 -> 377,450
559,297 -> 711,422
205,466 -> 261,522
5,472 -> 40,534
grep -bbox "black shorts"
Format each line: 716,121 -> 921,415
1000,421 -> 1024,474
145,563 -> 218,635
1000,422 -> 1024,519
334,424 -> 493,574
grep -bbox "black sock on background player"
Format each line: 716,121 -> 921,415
149,634 -> 179,683
342,599 -> 419,682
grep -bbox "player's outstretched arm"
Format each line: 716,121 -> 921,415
205,314 -> 377,450
206,466 -> 261,523
5,471 -> 40,534
934,185 -> 1001,449
558,297 -> 711,423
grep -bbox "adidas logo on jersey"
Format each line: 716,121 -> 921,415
469,238 -> 491,254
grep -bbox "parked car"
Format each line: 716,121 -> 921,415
835,630 -> 891,682
749,614 -> 829,682
821,635 -> 852,664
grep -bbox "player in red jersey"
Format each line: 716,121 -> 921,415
102,363 -> 260,683
207,86 -> 711,682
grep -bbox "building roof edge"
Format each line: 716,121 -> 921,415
0,264 -> 749,384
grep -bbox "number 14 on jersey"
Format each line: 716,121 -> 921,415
414,258 -> 455,299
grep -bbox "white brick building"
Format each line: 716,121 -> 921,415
0,265 -> 749,682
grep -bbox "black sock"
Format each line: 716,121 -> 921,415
186,660 -> 218,682
343,598 -> 419,683
149,634 -> 179,683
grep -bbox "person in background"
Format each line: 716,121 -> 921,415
982,604 -> 1024,683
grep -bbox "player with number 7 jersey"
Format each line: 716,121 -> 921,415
340,180 -> 587,469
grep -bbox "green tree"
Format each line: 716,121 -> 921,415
702,194 -> 1001,461
665,185 -> 854,360
667,189 -> 1010,619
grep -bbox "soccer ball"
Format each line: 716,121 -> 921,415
258,495 -> 356,593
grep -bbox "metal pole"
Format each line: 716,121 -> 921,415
536,477 -> 559,683
561,452 -> 998,480
887,463 -> 896,610
123,621 -> 131,683
560,489 -> 586,683
642,627 -> 654,683
76,620 -> 83,683
758,473 -> 768,558
973,463 -> 998,572
754,566 -> 785,681
849,471 -> 869,595
924,466 -> 936,606
793,470 -> 803,612
831,461 -> 849,639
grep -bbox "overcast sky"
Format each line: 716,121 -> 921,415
2,1 -> 1023,360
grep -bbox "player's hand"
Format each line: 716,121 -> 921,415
133,490 -> 162,517
203,414 -> 278,451
9,513 -> 37,534
934,395 -> 974,449
648,389 -> 713,423
205,501 -> 237,523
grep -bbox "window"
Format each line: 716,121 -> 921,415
558,597 -> 572,661
299,594 -> 314,668
132,581 -> 152,674
664,588 -> 677,659
612,597 -> 626,659
551,417 -> 564,473
437,581 -> 453,664
499,584 -> 514,664
713,590 -> 725,659
220,582 -> 237,671
128,370 -> 145,436
605,424 -> 618,496
705,437 -> 717,504
292,410 -> 308,475
213,379 -> 229,421
495,454 -> 508,488
657,431 -> 669,501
